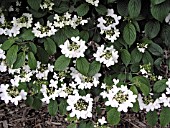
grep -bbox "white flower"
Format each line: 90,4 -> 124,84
67,93 -> 93,119
97,9 -> 121,30
0,61 -> 7,72
12,13 -> 33,28
0,84 -> 27,105
58,82 -> 78,98
93,45 -> 119,67
32,21 -> 57,38
70,67 -> 101,89
70,15 -> 88,29
0,48 -> 6,60
40,84 -> 59,104
103,85 -> 137,112
113,79 -> 119,85
85,0 -> 99,6
40,0 -> 54,10
165,13 -> 170,25
159,93 -> 170,107
103,28 -> 120,43
98,117 -> 107,125
137,43 -> 148,53
138,93 -> 161,112
60,36 -> 87,58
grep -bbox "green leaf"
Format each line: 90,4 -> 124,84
59,100 -> 67,115
54,55 -> 71,71
107,108 -> 120,125
160,107 -> 170,127
130,85 -> 138,95
67,123 -> 77,128
121,49 -> 131,66
146,110 -> 158,127
37,47 -> 49,64
44,38 -> 56,55
142,51 -> 154,65
29,9 -> 47,18
79,121 -> 87,128
123,23 -> 136,46
161,25 -> 170,47
76,3 -> 89,16
1,38 -> 15,50
32,97 -> 42,110
95,5 -> 107,15
6,45 -> 18,67
88,61 -> 101,76
86,121 -> 94,128
63,26 -> 79,38
76,57 -> 89,76
27,0 -> 42,11
131,48 -> 143,64
151,0 -> 170,22
131,76 -> 150,96
28,52 -> 37,70
153,79 -> 167,93
54,2 -> 69,13
151,0 -> 166,5
128,0 -> 141,18
13,52 -> 25,69
148,42 -> 163,56
131,101 -> 139,112
79,31 -> 89,42
20,29 -> 35,41
52,29 -> 67,46
144,21 -> 160,39
48,100 -> 58,116
132,20 -> 140,32
29,42 -> 37,54
117,0 -> 129,16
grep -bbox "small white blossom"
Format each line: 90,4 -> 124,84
85,0 -> 99,6
165,13 -> 170,25
67,93 -> 93,119
93,45 -> 119,67
138,93 -> 161,112
98,117 -> 107,125
103,85 -> 137,112
60,36 -> 87,58
40,0 -> 54,10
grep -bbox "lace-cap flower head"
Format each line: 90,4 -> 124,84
103,85 -> 137,112
67,93 -> 93,119
93,45 -> 119,67
60,36 -> 87,58
97,9 -> 121,31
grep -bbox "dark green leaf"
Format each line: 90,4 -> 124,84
76,57 -> 89,76
144,21 -> 160,39
160,107 -> 170,127
54,55 -> 71,71
95,5 -> 107,15
48,100 -> 58,116
27,0 -> 42,11
107,108 -> 120,125
13,52 -> 25,69
142,51 -> 154,65
88,61 -> 101,76
161,25 -> 170,47
20,29 -> 35,41
37,47 -> 49,64
131,48 -> 143,64
1,38 -> 15,50
44,38 -> 56,55
28,52 -> 37,70
131,101 -> 139,112
76,3 -> 89,16
151,0 -> 170,22
79,31 -> 89,42
123,23 -> 136,46
128,0 -> 141,18
29,42 -> 37,54
32,97 -> 42,110
153,79 -> 167,93
121,49 -> 131,66
6,45 -> 18,67
117,0 -> 129,16
67,123 -> 77,128
52,29 -> 67,46
130,85 -> 138,95
148,42 -> 163,56
59,100 -> 67,115
63,26 -> 79,38
151,0 -> 166,5
54,2 -> 69,13
146,110 -> 158,127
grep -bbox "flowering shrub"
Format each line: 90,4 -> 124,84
0,0 -> 170,127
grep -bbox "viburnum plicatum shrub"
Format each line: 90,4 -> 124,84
0,0 -> 170,127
